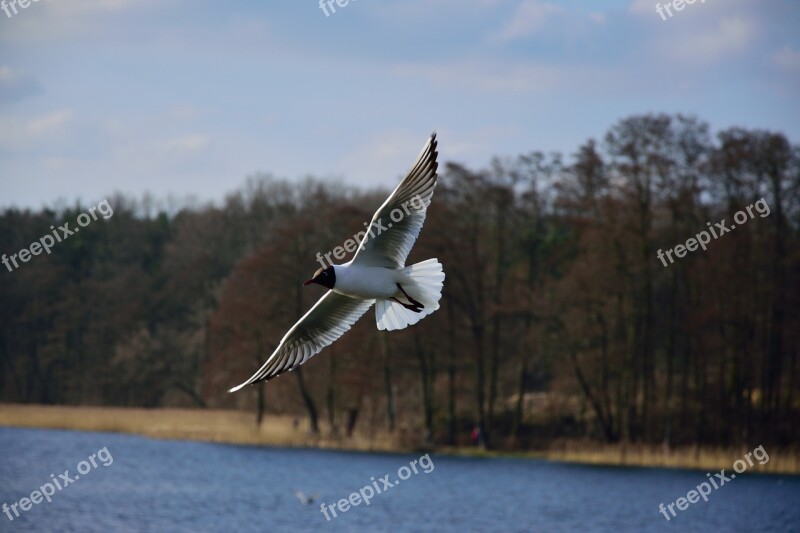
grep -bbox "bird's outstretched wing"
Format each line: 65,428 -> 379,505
351,133 -> 438,268
229,292 -> 374,392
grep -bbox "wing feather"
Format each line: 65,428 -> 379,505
351,133 -> 439,268
229,292 -> 374,391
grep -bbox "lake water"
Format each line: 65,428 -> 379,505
0,427 -> 798,532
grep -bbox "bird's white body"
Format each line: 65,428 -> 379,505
330,260 -> 444,332
332,263 -> 400,300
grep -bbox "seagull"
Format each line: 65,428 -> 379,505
294,491 -> 319,505
229,133 -> 445,392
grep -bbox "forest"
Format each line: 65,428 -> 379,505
2,113 -> 798,451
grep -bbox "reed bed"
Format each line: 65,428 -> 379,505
2,404 -> 797,474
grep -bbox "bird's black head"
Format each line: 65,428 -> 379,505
304,265 -> 336,289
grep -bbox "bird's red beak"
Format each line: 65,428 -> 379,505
303,278 -> 315,286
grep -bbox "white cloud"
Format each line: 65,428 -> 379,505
0,110 -> 73,145
492,0 -> 562,41
0,67 -> 16,83
628,0 -> 654,16
26,110 -> 74,136
50,0 -> 141,14
772,45 -> 800,72
336,127 -> 517,190
666,17 -> 756,64
338,130 -> 423,189
391,61 -> 616,94
366,0 -> 504,21
589,12 -> 607,25
0,0 -> 166,44
437,126 -> 519,159
164,134 -> 211,157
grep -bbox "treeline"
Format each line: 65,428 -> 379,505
1,114 -> 798,449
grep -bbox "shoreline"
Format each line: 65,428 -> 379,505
1,403 -> 797,475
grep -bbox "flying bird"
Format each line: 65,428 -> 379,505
229,133 -> 444,392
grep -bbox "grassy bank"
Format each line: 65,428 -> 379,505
1,404 -> 797,475
0,403 -> 399,452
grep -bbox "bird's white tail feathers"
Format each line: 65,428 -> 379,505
375,258 -> 444,331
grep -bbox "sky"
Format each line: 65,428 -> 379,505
0,0 -> 798,209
